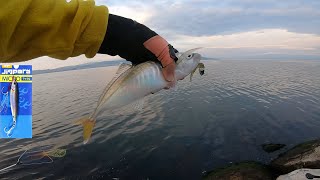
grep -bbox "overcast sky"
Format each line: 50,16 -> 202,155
23,0 -> 320,70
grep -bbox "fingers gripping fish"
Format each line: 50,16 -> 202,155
75,48 -> 205,144
4,76 -> 18,137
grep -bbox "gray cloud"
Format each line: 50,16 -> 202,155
100,0 -> 320,36
143,0 -> 320,36
96,0 -> 320,60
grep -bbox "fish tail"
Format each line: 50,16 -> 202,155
73,116 -> 96,144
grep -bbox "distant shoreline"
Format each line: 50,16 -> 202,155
33,58 -> 319,75
33,60 -> 126,75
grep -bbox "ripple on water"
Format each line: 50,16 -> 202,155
0,61 -> 320,179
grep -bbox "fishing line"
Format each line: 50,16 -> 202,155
0,150 -> 27,172
0,147 -> 66,173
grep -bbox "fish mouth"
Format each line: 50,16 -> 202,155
200,70 -> 205,76
197,63 -> 205,76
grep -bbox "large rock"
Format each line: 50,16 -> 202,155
262,143 -> 286,153
203,162 -> 274,180
276,168 -> 320,180
271,139 -> 320,173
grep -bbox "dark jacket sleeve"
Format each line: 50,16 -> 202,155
0,0 -> 108,62
98,14 -> 159,65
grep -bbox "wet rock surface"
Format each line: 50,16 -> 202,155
271,139 -> 320,173
276,168 -> 320,180
203,139 -> 320,179
203,162 -> 274,180
262,143 -> 286,153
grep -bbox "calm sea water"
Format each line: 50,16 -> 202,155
0,60 -> 320,179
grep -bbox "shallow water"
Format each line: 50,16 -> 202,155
0,60 -> 320,179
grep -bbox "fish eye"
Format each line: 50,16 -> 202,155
187,53 -> 193,59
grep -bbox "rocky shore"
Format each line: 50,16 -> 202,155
203,139 -> 320,180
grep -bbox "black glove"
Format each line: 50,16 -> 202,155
98,14 -> 178,65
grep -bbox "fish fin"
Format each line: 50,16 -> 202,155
74,117 -> 95,144
97,63 -> 132,105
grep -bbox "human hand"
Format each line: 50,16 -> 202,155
143,36 -> 179,89
98,14 -> 179,88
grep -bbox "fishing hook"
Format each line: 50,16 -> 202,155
4,119 -> 16,137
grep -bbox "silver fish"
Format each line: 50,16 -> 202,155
75,48 -> 204,144
4,76 -> 18,137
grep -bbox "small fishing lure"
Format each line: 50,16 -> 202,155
4,76 -> 18,137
